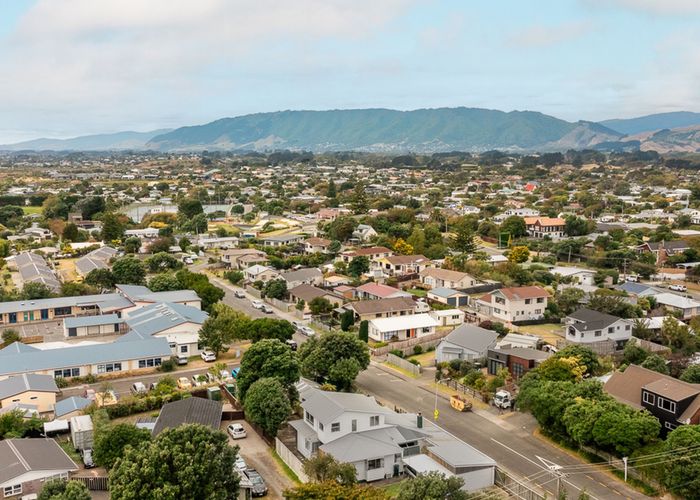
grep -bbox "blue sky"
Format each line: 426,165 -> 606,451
0,0 -> 699,142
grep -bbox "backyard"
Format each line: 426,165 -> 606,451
516,323 -> 564,345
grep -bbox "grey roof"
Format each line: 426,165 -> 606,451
74,247 -> 117,275
427,442 -> 496,468
16,252 -> 60,291
116,284 -> 200,304
152,397 -> 222,436
348,296 -> 416,315
0,293 -> 132,316
54,396 -> 92,418
320,427 -> 403,462
280,267 -> 322,283
301,389 -> 385,424
0,438 -> 78,484
63,313 -> 124,328
126,302 -> 208,337
0,342 -> 39,355
568,308 -> 622,332
0,337 -> 171,377
615,282 -> 657,296
490,347 -> 552,361
0,374 -> 59,400
262,234 -> 303,243
441,324 -> 499,354
428,287 -> 465,298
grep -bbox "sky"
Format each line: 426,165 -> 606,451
0,0 -> 699,143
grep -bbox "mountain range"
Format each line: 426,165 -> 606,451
3,109 -> 700,154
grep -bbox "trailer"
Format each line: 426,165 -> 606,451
70,415 -> 94,451
450,394 -> 473,412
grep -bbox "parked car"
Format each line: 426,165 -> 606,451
234,290 -> 246,299
176,354 -> 189,365
130,382 -> 147,395
227,423 -> 247,440
234,456 -> 248,473
81,448 -> 95,469
292,320 -> 304,330
245,469 -> 268,497
201,350 -> 217,362
251,300 -> 264,309
299,326 -> 315,337
177,377 -> 192,390
191,375 -> 207,387
626,274 -> 640,283
670,284 -> 688,292
285,339 -> 298,351
261,304 -> 273,314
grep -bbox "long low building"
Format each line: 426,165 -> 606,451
0,337 -> 172,380
63,314 -> 126,338
0,293 -> 133,326
368,313 -> 440,342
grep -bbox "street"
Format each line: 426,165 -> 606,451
356,364 -> 647,500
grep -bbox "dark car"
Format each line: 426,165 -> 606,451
245,469 -> 268,497
285,339 -> 298,351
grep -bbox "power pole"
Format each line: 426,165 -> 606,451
537,456 -> 566,499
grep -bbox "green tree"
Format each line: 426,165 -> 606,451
148,237 -> 175,254
358,320 -> 369,342
243,377 -> 292,437
622,342 -> 649,366
298,332 -> 370,391
347,256 -> 370,278
309,297 -> 333,316
500,215 -> 527,238
148,273 -> 182,292
340,310 -> 354,331
508,245 -> 530,263
85,268 -> 115,289
112,256 -> 146,285
640,354 -> 669,374
109,424 -> 239,500
554,345 -> 600,376
175,270 -> 224,312
178,198 -> 204,219
325,217 -> 358,242
396,472 -> 468,500
680,364 -> 700,383
101,212 -> 125,242
199,303 -> 250,354
93,423 -> 151,470
21,282 -> 54,300
146,252 -> 182,273
327,179 -> 337,198
1,329 -> 20,346
179,237 -> 191,252
123,237 -> 141,254
38,479 -> 91,500
62,222 -> 79,242
237,339 -> 300,401
262,279 -> 287,300
451,220 -> 477,255
663,425 -> 700,499
303,454 -> 357,485
248,318 -> 294,343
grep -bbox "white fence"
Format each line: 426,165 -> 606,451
386,353 -> 421,376
275,437 -> 309,483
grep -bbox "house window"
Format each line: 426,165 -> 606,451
537,298 -> 544,303
658,397 -> 677,413
367,458 -> 383,470
665,422 -> 678,430
305,412 -> 315,425
535,309 -> 542,315
370,415 -> 379,427
331,422 -> 340,432
625,325 -> 631,331
319,423 -> 324,431
138,358 -> 162,369
608,327 -> 614,334
97,362 -> 122,373
643,392 -> 655,405
54,368 -> 80,378
180,345 -> 188,353
595,331 -> 602,337
352,419 -> 357,432
525,299 -> 532,305
4,484 -> 21,497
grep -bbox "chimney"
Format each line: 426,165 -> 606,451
417,412 -> 423,429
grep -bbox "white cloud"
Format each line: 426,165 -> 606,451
0,0 -> 414,140
508,20 -> 594,48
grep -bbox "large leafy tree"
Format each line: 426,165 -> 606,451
262,279 -> 287,300
199,304 -> 250,354
112,256 -> 146,285
148,273 -> 183,292
109,424 -> 239,500
303,454 -> 357,485
309,297 -> 333,316
298,332 -> 370,391
553,345 -> 600,376
237,339 -> 300,401
38,479 -> 91,500
85,268 -> 116,289
242,377 -> 292,437
146,252 -> 182,273
500,215 -> 527,238
347,256 -> 369,278
450,219 -> 477,255
663,426 -> 700,499
101,212 -> 126,242
177,198 -> 204,219
175,270 -> 224,312
396,472 -> 468,500
93,423 -> 151,470
248,318 -> 294,343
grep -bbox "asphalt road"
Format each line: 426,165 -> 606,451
356,364 -> 648,500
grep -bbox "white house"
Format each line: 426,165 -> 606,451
475,286 -> 549,323
289,386 -> 496,490
420,268 -> 476,290
565,308 -> 632,349
368,314 -> 439,342
429,309 -> 465,327
550,266 -> 597,286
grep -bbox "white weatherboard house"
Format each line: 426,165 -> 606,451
368,314 -> 440,342
565,308 -> 632,348
289,386 -> 496,490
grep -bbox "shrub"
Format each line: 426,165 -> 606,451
54,376 -> 68,389
390,349 -> 404,358
413,345 -> 423,355
408,359 -> 419,366
159,357 -> 176,372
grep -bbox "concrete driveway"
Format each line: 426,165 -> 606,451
223,420 -> 295,499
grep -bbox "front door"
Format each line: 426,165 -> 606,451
40,309 -> 49,320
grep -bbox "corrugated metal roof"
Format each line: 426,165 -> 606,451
126,302 -> 207,337
0,373 -> 59,399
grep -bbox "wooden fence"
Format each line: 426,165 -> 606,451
275,438 -> 309,483
441,378 -> 484,401
386,353 -> 421,376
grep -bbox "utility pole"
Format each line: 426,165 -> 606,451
537,456 -> 566,499
623,456 -> 628,482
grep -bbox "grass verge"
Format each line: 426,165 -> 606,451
380,480 -> 405,498
270,449 -> 301,485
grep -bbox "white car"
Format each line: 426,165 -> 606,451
234,456 -> 248,473
299,326 -> 315,337
251,300 -> 264,309
201,350 -> 217,362
228,423 -> 247,440
670,284 -> 688,292
234,290 -> 246,299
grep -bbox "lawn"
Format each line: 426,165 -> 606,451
406,288 -> 427,298
380,480 -> 406,498
21,206 -> 43,215
517,323 -> 564,344
407,350 -> 435,367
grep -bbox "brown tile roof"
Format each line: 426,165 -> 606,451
496,286 -> 549,300
420,267 -> 471,282
343,246 -> 392,257
305,237 -> 331,246
646,378 -> 700,402
524,217 -> 565,226
348,297 -> 416,315
604,364 -> 700,410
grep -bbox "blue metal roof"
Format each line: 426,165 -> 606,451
428,287 -> 464,298
126,302 -> 208,337
54,396 -> 92,417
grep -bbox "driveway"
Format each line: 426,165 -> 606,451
223,420 -> 295,499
